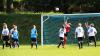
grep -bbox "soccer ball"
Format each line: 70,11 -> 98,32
89,42 -> 94,45
55,7 -> 59,11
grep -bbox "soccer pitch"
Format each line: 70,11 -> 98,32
0,44 -> 100,56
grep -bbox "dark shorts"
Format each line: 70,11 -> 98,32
59,37 -> 64,41
2,36 -> 9,41
12,38 -> 19,42
78,37 -> 83,42
31,38 -> 37,42
89,36 -> 96,42
64,32 -> 68,37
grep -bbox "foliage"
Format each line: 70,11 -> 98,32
0,0 -> 100,13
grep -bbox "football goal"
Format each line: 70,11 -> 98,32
41,13 -> 100,46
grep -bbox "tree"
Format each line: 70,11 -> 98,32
0,0 -> 4,11
6,0 -> 14,12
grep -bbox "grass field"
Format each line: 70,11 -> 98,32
0,44 -> 100,56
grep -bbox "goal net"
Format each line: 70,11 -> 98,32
41,13 -> 100,45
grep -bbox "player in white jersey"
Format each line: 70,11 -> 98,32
75,23 -> 84,49
87,23 -> 97,47
57,25 -> 66,48
1,23 -> 11,49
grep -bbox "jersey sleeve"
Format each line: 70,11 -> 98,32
7,29 -> 9,34
82,27 -> 84,35
94,28 -> 97,34
82,27 -> 84,33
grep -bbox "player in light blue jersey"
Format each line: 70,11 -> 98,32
11,25 -> 19,48
31,25 -> 38,49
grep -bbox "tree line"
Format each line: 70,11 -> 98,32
0,0 -> 100,13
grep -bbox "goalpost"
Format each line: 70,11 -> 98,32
41,15 -> 50,46
41,13 -> 100,46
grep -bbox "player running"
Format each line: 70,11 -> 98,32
87,23 -> 97,47
75,23 -> 85,49
57,25 -> 65,48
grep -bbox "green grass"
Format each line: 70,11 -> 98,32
0,44 -> 100,56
